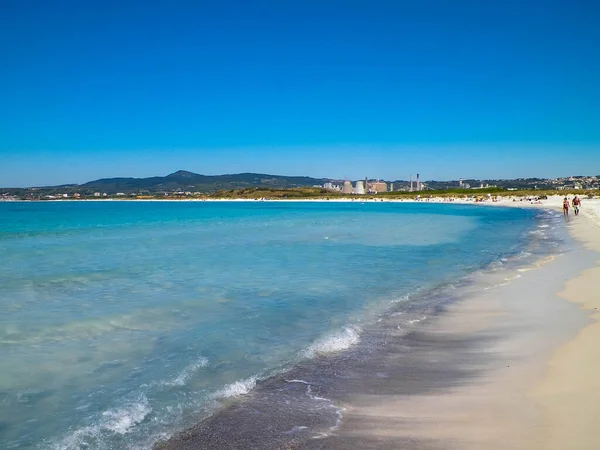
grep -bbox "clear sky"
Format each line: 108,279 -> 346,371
1,0 -> 599,187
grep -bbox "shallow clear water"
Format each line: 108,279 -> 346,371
0,201 -> 548,449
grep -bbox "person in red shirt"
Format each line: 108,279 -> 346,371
572,196 -> 581,216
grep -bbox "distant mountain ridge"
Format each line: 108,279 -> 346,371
79,170 -> 331,193
5,172 -> 597,195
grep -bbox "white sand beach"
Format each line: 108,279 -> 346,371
529,203 -> 600,450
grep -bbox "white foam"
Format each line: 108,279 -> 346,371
306,385 -> 330,402
332,406 -> 345,430
407,316 -> 426,325
489,260 -> 505,271
51,426 -> 97,450
102,397 -> 152,434
391,294 -> 410,303
515,251 -> 533,260
303,326 -> 361,359
529,229 -> 547,237
214,376 -> 257,399
51,395 -> 152,449
288,381 -> 346,437
285,379 -> 311,385
163,357 -> 209,387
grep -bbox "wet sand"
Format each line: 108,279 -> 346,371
529,212 -> 600,450
321,210 -> 599,449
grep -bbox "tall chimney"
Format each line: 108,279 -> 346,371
416,173 -> 421,191
410,174 -> 413,192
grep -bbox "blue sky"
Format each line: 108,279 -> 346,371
1,0 -> 599,187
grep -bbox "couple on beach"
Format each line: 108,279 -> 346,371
563,196 -> 581,220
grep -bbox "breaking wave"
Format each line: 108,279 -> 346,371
302,326 -> 361,359
213,376 -> 258,399
50,395 -> 151,450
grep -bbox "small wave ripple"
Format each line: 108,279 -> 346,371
213,376 -> 258,399
302,326 -> 361,359
50,395 -> 151,450
161,357 -> 209,387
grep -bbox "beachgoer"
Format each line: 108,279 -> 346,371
563,197 -> 570,221
572,196 -> 581,216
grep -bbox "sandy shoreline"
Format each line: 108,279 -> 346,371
529,210 -> 600,450
324,200 -> 600,449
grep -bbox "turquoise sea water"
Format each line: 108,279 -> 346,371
0,201 -> 555,449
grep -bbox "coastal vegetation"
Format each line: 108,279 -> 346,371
3,186 -> 597,202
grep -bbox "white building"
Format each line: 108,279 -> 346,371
368,181 -> 387,194
342,181 -> 353,194
354,181 -> 365,195
323,182 -> 341,191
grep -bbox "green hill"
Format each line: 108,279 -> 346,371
79,170 -> 329,193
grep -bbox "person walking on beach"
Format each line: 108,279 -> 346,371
572,196 -> 581,216
563,197 -> 570,221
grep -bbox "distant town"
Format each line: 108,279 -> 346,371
1,171 -> 599,201
322,174 -> 600,195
